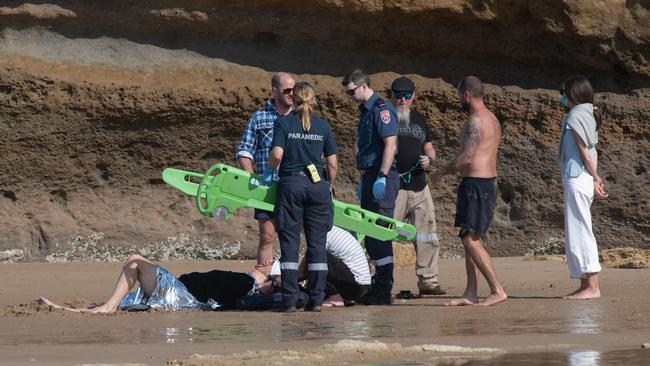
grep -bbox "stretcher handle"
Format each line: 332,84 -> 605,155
196,164 -> 221,216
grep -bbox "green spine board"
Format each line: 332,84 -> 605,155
162,164 -> 416,241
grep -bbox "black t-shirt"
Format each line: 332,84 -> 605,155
178,270 -> 255,310
272,111 -> 337,176
396,110 -> 433,191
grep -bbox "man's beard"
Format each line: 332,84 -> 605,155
277,97 -> 293,109
460,100 -> 470,111
397,107 -> 410,128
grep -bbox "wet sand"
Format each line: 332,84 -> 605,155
1,257 -> 649,365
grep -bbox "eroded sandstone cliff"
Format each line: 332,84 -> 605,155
0,1 -> 648,261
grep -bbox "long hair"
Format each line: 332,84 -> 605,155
561,76 -> 602,130
293,82 -> 316,132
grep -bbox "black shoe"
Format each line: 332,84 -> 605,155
272,304 -> 297,313
304,302 -> 322,312
364,291 -> 393,306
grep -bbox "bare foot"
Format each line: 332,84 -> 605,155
322,294 -> 345,308
444,297 -> 479,306
476,291 -> 508,306
37,296 -> 83,313
83,304 -> 116,314
37,296 -> 115,314
562,286 -> 586,298
563,288 -> 600,300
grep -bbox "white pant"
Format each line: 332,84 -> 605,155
563,171 -> 601,279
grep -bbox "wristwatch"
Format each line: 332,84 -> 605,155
378,171 -> 388,178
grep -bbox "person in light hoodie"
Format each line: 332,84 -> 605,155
557,76 -> 609,300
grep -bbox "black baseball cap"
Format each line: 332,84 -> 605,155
391,76 -> 415,92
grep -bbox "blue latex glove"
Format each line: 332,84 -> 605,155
356,179 -> 363,201
372,176 -> 387,200
260,167 -> 275,186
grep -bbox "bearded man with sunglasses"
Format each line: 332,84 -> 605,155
236,72 -> 295,273
390,76 -> 446,296
342,69 -> 398,305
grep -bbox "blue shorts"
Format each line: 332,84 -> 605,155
254,209 -> 274,220
455,177 -> 497,238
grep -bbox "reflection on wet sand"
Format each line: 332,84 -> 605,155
410,349 -> 648,366
158,324 -> 255,344
168,346 -> 649,366
0,302 -> 640,346
567,303 -> 604,334
151,317 -> 378,345
567,351 -> 600,366
3,258 -> 650,365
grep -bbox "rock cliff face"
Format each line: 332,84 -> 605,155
0,1 -> 648,261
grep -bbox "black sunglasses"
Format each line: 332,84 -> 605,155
282,88 -> 293,95
345,85 -> 361,96
393,90 -> 413,99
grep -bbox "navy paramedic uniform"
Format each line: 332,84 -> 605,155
272,111 -> 337,308
357,92 -> 399,301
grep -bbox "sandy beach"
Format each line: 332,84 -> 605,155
1,2 -> 649,365
1,257 -> 649,365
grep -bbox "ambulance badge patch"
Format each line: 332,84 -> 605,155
380,110 -> 391,124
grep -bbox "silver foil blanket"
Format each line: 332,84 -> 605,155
118,265 -> 220,311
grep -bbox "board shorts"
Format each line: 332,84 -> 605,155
455,177 -> 497,239
254,208 -> 274,220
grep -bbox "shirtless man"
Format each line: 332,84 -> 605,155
429,76 -> 507,306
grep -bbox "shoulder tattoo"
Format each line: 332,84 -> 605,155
461,117 -> 481,148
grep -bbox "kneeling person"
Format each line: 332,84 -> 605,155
299,226 -> 371,307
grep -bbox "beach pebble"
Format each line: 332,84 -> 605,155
642,343 -> 650,349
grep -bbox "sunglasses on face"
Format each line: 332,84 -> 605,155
393,90 -> 413,99
345,85 -> 362,96
282,88 -> 293,95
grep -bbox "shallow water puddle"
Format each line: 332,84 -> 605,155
3,300 -> 644,346
171,346 -> 650,366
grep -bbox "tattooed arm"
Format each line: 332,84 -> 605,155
447,116 -> 482,174
430,116 -> 481,183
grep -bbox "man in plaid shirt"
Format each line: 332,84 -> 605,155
236,72 -> 295,270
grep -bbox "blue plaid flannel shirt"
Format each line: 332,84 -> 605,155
236,99 -> 281,177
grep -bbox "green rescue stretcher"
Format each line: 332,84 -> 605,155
162,163 -> 416,242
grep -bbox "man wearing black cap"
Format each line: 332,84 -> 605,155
390,76 -> 445,296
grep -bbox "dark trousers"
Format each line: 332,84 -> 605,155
275,176 -> 333,307
326,254 -> 370,302
360,168 -> 399,293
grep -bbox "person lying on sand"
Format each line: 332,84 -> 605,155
38,226 -> 371,313
38,254 -> 276,314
